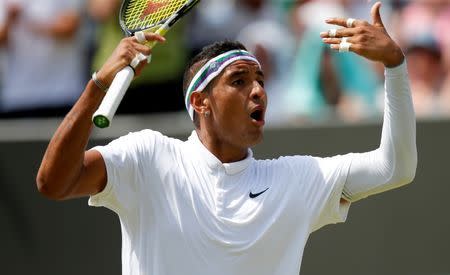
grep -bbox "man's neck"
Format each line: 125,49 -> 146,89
196,129 -> 248,164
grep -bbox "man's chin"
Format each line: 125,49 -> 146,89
248,131 -> 264,147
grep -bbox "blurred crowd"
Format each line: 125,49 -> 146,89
0,0 -> 449,125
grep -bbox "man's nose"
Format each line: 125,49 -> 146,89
251,81 -> 266,102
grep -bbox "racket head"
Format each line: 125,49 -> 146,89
119,0 -> 200,36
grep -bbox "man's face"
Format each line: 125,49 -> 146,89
206,60 -> 267,148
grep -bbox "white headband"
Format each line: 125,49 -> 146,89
185,50 -> 261,120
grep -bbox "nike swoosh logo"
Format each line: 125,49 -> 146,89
249,188 -> 269,198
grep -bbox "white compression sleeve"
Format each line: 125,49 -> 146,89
342,61 -> 417,202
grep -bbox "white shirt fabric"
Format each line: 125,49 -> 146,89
0,0 -> 86,111
89,130 -> 352,275
343,62 -> 417,201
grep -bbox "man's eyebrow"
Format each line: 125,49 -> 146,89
227,69 -> 249,78
226,68 -> 265,79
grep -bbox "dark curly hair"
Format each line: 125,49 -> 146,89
182,41 -> 248,127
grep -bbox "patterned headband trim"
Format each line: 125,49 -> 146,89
185,50 -> 261,120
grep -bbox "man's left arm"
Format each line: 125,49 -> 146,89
321,2 -> 417,202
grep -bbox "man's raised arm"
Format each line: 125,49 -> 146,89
321,2 -> 417,202
36,33 -> 164,200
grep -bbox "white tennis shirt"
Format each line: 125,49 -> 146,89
89,130 -> 352,275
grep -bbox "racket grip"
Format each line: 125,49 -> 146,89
92,66 -> 135,128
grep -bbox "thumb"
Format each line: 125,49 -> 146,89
371,1 -> 384,28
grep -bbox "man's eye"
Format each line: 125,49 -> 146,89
232,79 -> 245,86
258,80 -> 265,88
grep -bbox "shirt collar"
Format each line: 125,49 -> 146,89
187,130 -> 253,175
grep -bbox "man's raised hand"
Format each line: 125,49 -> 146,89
320,2 -> 404,68
96,32 -> 166,88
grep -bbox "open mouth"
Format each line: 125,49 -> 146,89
250,109 -> 264,122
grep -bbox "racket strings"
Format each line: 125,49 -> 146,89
124,0 -> 188,30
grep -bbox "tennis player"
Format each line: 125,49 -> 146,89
37,3 -> 416,275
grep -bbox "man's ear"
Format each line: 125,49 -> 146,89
190,91 -> 209,115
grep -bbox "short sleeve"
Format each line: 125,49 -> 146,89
307,154 -> 354,232
88,130 -> 162,215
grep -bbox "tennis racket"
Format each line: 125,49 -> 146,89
93,0 -> 201,128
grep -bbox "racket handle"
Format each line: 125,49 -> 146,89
92,66 -> 135,128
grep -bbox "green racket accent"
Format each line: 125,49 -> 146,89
123,0 -> 188,30
93,115 -> 110,128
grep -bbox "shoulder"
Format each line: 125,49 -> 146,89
99,129 -> 184,158
256,155 -> 315,166
311,154 -> 355,174
253,154 -> 354,179
114,129 -> 180,146
253,155 -> 316,175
